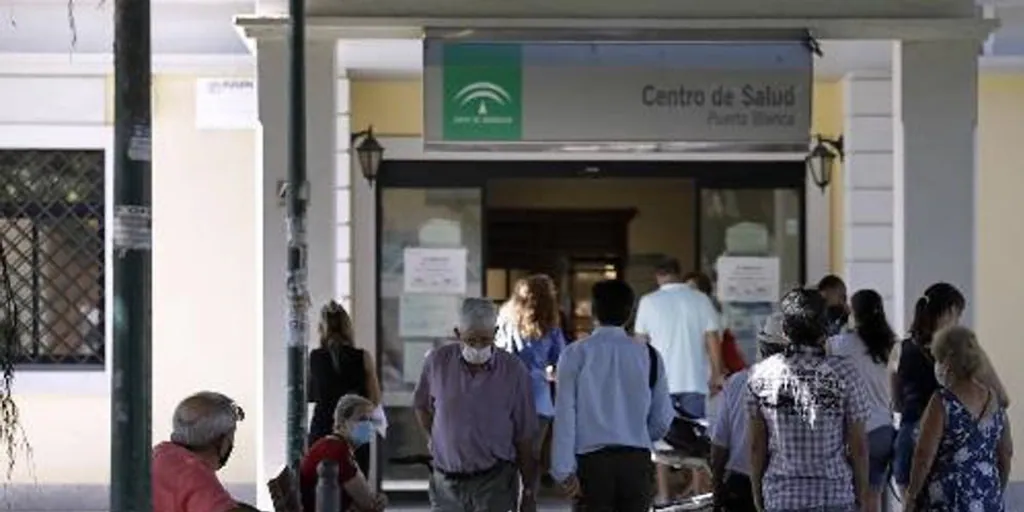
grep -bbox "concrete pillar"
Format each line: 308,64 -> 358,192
892,40 -> 978,330
255,38 -> 337,508
842,73 -> 897,322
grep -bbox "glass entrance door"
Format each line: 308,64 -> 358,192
378,187 -> 483,490
697,187 -> 803,364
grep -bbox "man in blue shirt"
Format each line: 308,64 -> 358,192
551,279 -> 675,512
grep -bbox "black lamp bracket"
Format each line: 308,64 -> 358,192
803,32 -> 824,58
817,134 -> 845,161
351,127 -> 374,144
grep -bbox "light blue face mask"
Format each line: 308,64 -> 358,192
349,420 -> 375,446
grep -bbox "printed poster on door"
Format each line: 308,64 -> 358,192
716,256 -> 780,303
403,247 -> 467,294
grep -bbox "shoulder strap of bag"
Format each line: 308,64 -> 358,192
647,344 -> 658,390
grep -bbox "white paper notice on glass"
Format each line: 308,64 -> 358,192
403,248 -> 467,294
399,294 -> 460,338
716,256 -> 781,304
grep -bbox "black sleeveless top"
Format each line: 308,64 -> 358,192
896,337 -> 939,424
308,344 -> 368,442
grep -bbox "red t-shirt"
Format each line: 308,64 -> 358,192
721,329 -> 747,375
300,436 -> 360,512
152,442 -> 237,512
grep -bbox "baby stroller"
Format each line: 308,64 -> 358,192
650,404 -> 714,512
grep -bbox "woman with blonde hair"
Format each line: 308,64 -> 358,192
497,274 -> 567,478
903,326 -> 1012,511
308,301 -> 381,476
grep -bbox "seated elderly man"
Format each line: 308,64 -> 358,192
152,391 -> 250,512
414,297 -> 539,512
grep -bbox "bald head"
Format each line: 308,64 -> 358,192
170,391 -> 241,448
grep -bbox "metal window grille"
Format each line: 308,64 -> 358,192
0,149 -> 105,367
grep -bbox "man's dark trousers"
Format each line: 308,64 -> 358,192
573,446 -> 653,512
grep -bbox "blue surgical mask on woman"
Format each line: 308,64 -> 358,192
349,420 -> 375,446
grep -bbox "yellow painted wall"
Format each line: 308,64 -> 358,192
810,81 -> 844,274
12,74 -> 258,486
351,80 -> 423,136
976,73 -> 1024,478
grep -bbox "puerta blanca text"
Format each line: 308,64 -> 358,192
641,84 -> 798,127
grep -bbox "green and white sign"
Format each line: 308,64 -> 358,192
424,40 -> 813,150
441,44 -> 523,141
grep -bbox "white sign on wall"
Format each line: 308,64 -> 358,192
195,78 -> 257,130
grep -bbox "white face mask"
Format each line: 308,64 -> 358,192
934,362 -> 949,385
461,344 -> 493,365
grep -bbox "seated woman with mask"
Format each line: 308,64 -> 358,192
300,394 -> 387,512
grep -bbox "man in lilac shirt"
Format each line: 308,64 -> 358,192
414,297 -> 539,512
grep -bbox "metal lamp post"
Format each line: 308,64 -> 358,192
284,0 -> 309,471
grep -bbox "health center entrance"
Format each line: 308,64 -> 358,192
374,159 -> 807,491
373,33 -> 815,493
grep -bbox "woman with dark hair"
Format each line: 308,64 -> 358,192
827,289 -> 896,510
892,283 -> 1009,492
746,289 -> 871,512
892,282 -> 964,493
308,301 -> 381,476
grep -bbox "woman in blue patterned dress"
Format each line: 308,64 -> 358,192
903,326 -> 1013,511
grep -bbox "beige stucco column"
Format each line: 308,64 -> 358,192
254,37 -> 338,508
842,40 -> 979,333
892,40 -> 978,330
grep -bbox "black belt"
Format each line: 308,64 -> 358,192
438,461 -> 511,481
586,445 -> 649,456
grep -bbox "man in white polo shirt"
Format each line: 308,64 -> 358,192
634,257 -> 723,505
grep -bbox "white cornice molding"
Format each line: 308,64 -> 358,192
234,15 -> 998,42
344,55 -> 1024,82
377,136 -> 806,161
0,53 -> 254,76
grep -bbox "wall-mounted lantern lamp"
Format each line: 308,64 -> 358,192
351,126 -> 384,187
805,134 -> 844,193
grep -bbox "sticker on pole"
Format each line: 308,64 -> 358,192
128,125 -> 152,162
113,205 -> 152,251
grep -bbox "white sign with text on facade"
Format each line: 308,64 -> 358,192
195,78 -> 257,130
424,40 -> 813,149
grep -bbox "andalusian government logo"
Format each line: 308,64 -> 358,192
442,44 -> 523,141
455,82 -> 513,117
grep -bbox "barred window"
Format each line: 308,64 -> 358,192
0,150 -> 105,367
